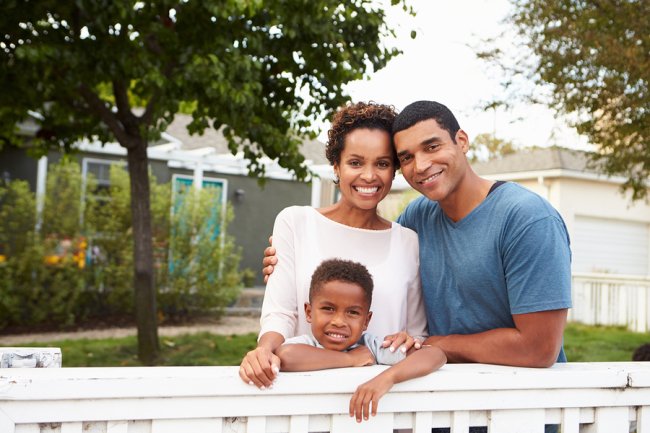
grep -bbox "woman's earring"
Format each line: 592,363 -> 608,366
333,176 -> 340,185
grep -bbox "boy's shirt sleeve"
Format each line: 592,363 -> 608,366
362,334 -> 406,365
283,334 -> 319,347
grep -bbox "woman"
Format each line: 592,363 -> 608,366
239,102 -> 427,388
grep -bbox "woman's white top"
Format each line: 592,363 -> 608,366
260,206 -> 427,340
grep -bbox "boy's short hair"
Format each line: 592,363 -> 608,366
392,100 -> 461,143
309,258 -> 374,306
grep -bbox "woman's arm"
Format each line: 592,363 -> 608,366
239,331 -> 284,389
241,209 -> 301,388
349,346 -> 446,422
277,344 -> 376,371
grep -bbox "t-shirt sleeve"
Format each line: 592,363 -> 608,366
282,334 -> 318,346
259,207 -> 300,340
504,214 -> 573,314
362,334 -> 406,366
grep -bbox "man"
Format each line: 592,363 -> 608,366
389,100 -> 571,367
265,100 -> 572,367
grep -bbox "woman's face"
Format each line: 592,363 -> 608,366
334,128 -> 394,211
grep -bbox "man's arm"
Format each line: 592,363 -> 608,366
349,345 -> 447,422
426,309 -> 567,367
276,344 -> 375,371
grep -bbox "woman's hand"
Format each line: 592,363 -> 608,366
262,236 -> 277,283
239,345 -> 281,389
381,331 -> 422,354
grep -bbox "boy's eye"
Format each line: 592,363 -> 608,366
321,306 -> 334,312
347,310 -> 360,316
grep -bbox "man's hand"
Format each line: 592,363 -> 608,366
262,236 -> 277,283
349,372 -> 395,422
382,331 -> 422,354
239,346 -> 281,389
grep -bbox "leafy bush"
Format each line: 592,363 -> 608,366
0,160 -> 243,331
0,166 -> 85,328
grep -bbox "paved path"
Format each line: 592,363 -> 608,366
0,316 -> 261,345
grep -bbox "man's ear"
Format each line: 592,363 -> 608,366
363,311 -> 372,331
455,129 -> 470,154
305,302 -> 312,323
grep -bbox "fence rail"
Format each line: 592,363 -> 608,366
2,363 -> 650,432
571,272 -> 650,332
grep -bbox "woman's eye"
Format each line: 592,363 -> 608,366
378,160 -> 391,168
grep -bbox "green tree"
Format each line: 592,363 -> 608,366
0,1 -> 410,363
479,0 -> 649,200
468,133 -> 517,163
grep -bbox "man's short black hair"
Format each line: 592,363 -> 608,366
392,100 -> 461,143
309,258 -> 373,306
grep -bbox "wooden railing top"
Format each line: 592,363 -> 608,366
2,362 -> 650,402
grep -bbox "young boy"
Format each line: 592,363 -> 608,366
276,258 -> 447,423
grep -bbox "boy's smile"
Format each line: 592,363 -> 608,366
305,280 -> 372,351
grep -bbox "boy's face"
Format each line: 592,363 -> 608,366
305,280 -> 372,351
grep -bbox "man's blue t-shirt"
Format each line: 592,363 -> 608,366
397,182 -> 572,362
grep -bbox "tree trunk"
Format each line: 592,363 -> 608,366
126,140 -> 159,365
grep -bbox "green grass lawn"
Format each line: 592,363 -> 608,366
564,322 -> 650,362
11,323 -> 650,367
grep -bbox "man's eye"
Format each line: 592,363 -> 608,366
425,144 -> 438,152
399,155 -> 412,163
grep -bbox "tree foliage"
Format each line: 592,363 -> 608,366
480,0 -> 649,200
0,0 -> 409,363
468,133 -> 517,163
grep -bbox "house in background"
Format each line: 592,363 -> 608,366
0,113 -> 336,286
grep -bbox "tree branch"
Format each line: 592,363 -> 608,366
78,83 -> 135,148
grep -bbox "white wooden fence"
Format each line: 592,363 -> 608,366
2,363 -> 650,433
571,272 -> 650,332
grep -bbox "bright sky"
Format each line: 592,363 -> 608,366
325,0 -> 591,151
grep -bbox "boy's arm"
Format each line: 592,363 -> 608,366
276,344 -> 376,371
349,346 -> 446,422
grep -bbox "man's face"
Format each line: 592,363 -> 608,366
394,119 -> 470,204
305,280 -> 372,351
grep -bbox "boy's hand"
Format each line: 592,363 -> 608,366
348,345 -> 376,367
349,373 -> 395,422
382,331 -> 421,354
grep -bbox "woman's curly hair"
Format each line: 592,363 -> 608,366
325,101 -> 398,171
